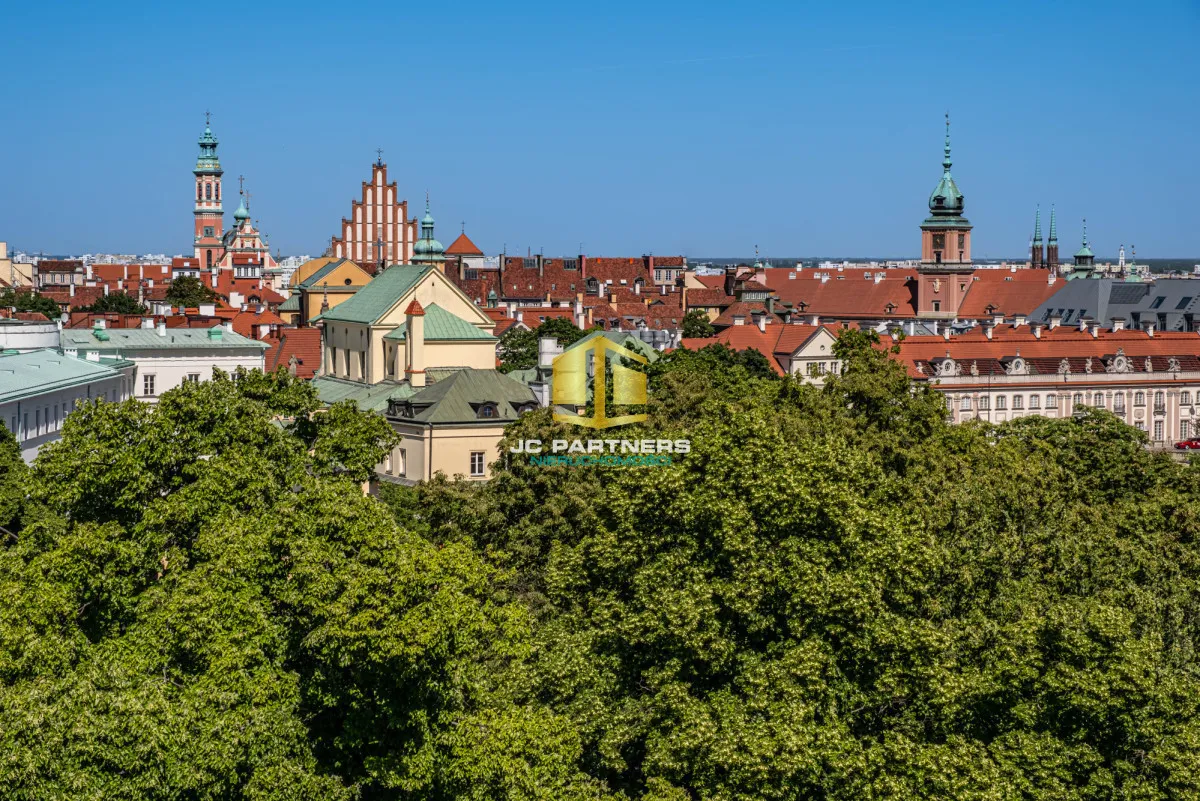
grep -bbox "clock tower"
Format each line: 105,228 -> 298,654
193,113 -> 225,269
916,114 -> 974,320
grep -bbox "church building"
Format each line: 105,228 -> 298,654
329,156 -> 419,270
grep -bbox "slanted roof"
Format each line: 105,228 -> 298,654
314,265 -> 432,325
382,303 -> 497,342
0,349 -> 131,403
278,293 -> 300,312
445,231 -> 484,256
395,368 -> 537,424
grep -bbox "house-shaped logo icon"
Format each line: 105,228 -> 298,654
551,335 -> 648,429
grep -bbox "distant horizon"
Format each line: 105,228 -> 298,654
2,1 -> 1196,258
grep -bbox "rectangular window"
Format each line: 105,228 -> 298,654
977,396 -> 989,411
397,448 -> 406,477
960,397 -> 971,411
1012,395 -> 1023,410
35,409 -> 41,436
1029,395 -> 1040,410
1182,420 -> 1192,440
464,268 -> 479,280
932,301 -> 941,312
469,451 -> 485,477
563,259 -> 578,271
143,374 -> 156,396
185,373 -> 201,383
1154,420 -> 1164,441
995,396 -> 1006,410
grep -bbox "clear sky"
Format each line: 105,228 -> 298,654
2,0 -> 1197,259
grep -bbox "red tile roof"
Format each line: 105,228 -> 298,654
445,232 -> 484,256
678,324 -> 831,375
760,268 -> 918,319
263,328 -> 322,379
956,270 -> 1065,319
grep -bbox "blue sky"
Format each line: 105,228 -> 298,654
2,0 -> 1197,258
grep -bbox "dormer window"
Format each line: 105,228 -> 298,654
476,402 -> 499,419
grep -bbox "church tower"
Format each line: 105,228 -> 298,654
916,114 -> 974,319
193,114 -> 225,269
1046,205 -> 1059,272
1031,206 -> 1044,269
411,196 -> 446,269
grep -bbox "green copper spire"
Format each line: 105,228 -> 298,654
927,113 -> 965,217
1074,218 -> 1094,259
1048,205 -> 1057,244
942,112 -> 952,173
194,111 -> 223,177
412,193 -> 445,266
1033,206 -> 1043,245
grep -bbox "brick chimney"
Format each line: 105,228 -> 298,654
405,299 -> 426,388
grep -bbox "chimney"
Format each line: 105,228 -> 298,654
69,283 -> 75,298
808,314 -> 820,326
156,321 -> 167,337
766,296 -> 775,315
724,266 -> 737,297
199,303 -> 216,317
754,312 -> 767,333
1111,317 -> 1126,332
141,317 -> 153,329
93,318 -> 106,330
598,282 -> 606,299
1013,314 -> 1027,328
1089,323 -> 1100,339
942,327 -> 951,341
1033,324 -> 1043,339
984,324 -> 994,340
515,309 -> 524,326
573,297 -> 585,329
537,336 -> 563,368
404,299 -> 426,388
732,315 -> 746,326
992,314 -> 1004,327
1048,314 -> 1062,330
874,273 -> 883,284
1078,317 -> 1089,332
1145,322 -> 1156,337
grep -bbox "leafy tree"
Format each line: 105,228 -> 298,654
680,309 -> 715,338
403,328 -> 1200,800
0,427 -> 26,531
0,369 -> 604,800
498,317 -> 591,373
82,290 -> 148,315
0,289 -> 61,320
164,275 -> 219,308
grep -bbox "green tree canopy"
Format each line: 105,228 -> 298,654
81,290 -> 148,315
498,317 -> 592,373
680,308 -> 715,338
164,275 -> 219,308
0,289 -> 61,320
398,330 -> 1200,799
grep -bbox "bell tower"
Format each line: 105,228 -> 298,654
1031,206 -> 1044,269
916,114 -> 974,320
193,112 -> 225,269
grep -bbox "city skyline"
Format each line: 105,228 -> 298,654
2,1 -> 1198,258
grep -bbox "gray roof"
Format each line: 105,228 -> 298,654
388,368 -> 537,425
1031,278 -> 1200,333
61,326 -> 269,352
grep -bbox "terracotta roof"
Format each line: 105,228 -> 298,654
405,299 -> 425,316
231,309 -> 284,338
957,270 -> 1065,319
445,231 -> 484,256
760,268 -> 918,319
713,301 -> 779,327
678,323 -> 832,375
41,286 -> 106,309
895,327 -> 1200,380
263,328 -> 322,379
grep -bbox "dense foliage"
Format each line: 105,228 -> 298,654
164,275 -> 219,308
680,309 -> 715,339
4,331 -> 1200,799
0,288 -> 62,320
498,318 -> 591,373
82,290 -> 148,315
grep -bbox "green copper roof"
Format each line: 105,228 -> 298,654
412,198 -> 446,264
278,293 -> 300,312
0,349 -> 131,404
382,304 -> 497,342
391,368 -> 537,425
313,264 -> 432,324
1032,207 -> 1043,245
61,326 -> 268,352
1074,218 -> 1094,259
927,114 -> 965,217
194,116 -> 222,175
233,194 -> 250,222
1048,205 -> 1057,244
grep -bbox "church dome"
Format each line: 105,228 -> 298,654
234,198 -> 250,222
927,115 -> 965,216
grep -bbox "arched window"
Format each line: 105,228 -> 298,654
1072,393 -> 1083,407
477,403 -> 498,419
205,184 -> 212,200
197,183 -> 202,201
215,184 -> 220,201
205,250 -> 212,269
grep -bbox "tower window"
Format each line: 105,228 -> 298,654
205,184 -> 212,200
197,184 -> 202,201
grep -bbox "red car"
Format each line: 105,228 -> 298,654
1175,438 -> 1200,450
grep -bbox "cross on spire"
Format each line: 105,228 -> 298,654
376,147 -> 384,165
238,175 -> 245,195
205,110 -> 211,126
